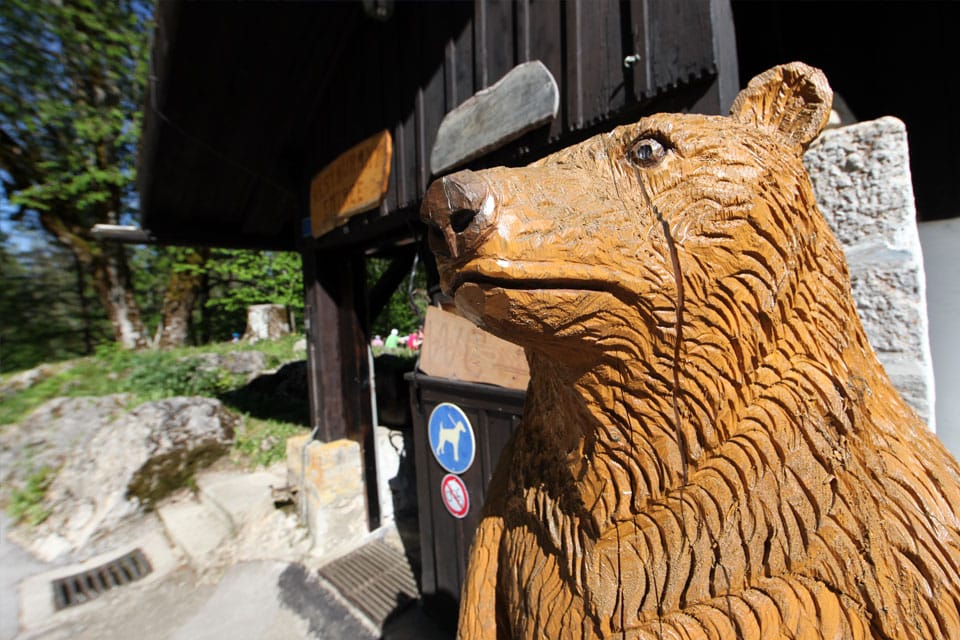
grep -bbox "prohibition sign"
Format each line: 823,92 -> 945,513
440,474 -> 470,519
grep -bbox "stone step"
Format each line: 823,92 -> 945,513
157,498 -> 232,565
195,469 -> 284,533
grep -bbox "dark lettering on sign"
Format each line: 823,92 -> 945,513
310,130 -> 392,237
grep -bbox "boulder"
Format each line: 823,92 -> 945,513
0,395 -> 133,491
193,350 -> 270,377
293,337 -> 307,354
0,362 -> 71,398
16,397 -> 238,561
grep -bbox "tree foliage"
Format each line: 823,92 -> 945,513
0,0 -> 153,348
367,256 -> 428,339
0,234 -> 111,372
202,250 -> 304,341
0,0 -> 147,220
205,250 -> 304,315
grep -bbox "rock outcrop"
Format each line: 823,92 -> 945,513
9,396 -> 237,561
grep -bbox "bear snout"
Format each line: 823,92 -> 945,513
421,170 -> 498,260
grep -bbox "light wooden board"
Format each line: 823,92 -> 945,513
419,306 -> 529,390
430,60 -> 559,175
310,130 -> 392,238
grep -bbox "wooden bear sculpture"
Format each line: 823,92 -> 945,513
420,63 -> 960,640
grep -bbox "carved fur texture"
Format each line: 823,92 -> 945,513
420,62 -> 960,640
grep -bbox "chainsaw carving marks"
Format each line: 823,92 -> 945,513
421,63 -> 960,640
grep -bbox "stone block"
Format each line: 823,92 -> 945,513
157,499 -> 232,564
804,116 -> 935,427
196,469 -> 282,532
290,438 -> 367,557
285,433 -> 312,487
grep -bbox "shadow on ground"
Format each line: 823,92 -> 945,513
219,361 -> 311,426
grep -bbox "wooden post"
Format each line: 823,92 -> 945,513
302,247 -> 381,529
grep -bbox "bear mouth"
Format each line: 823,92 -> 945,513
447,260 -> 642,302
452,275 -> 611,295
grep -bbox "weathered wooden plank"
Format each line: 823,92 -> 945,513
526,0 -> 564,140
709,0 -> 740,113
430,60 -> 559,174
648,0 -> 714,95
419,306 -> 530,390
627,0 -> 651,98
301,249 -> 345,440
564,0 -> 584,130
418,19 -> 447,197
482,0 -> 517,88
309,130 -> 392,238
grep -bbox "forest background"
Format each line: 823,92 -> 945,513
0,0 -> 425,374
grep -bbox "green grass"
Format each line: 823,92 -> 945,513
233,416 -> 304,468
0,334 -> 306,425
8,467 -> 53,526
0,335 -> 310,468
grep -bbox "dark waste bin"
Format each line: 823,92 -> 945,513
406,371 -> 524,631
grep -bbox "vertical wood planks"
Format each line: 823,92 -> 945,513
526,0 -> 564,140
564,0 -> 584,130
647,0 -> 714,93
482,0 -> 517,90
301,1 -> 724,227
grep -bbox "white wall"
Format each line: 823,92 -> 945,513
919,218 -> 960,457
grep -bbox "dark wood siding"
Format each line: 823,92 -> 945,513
302,0 -> 733,251
140,0 -> 735,251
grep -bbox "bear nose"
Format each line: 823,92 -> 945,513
420,170 -> 497,259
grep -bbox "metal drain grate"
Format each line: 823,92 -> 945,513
52,548 -> 153,611
318,540 -> 418,626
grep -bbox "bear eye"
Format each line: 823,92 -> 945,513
628,137 -> 666,166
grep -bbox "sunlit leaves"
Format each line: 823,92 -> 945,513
0,0 -> 152,226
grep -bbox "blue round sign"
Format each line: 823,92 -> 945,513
428,403 -> 476,474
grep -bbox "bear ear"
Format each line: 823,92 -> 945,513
729,62 -> 833,149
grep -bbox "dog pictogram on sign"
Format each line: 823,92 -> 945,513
440,474 -> 470,519
428,403 -> 476,474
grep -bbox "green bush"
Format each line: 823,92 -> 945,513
122,354 -> 239,400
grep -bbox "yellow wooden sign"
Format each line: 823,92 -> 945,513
309,130 -> 392,238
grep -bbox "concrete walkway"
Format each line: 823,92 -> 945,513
2,466 -> 450,640
1,514 -> 47,640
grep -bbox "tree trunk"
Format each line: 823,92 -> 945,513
90,242 -> 148,349
156,248 -> 209,350
72,252 -> 94,354
242,304 -> 292,342
39,211 -> 148,350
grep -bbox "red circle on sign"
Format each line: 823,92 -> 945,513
440,474 -> 469,519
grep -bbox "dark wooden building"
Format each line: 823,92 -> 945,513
137,0 -> 958,624
139,0 -> 738,532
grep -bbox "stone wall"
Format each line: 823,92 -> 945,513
804,116 -> 936,427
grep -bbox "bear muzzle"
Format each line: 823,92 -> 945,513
421,169 -> 499,261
